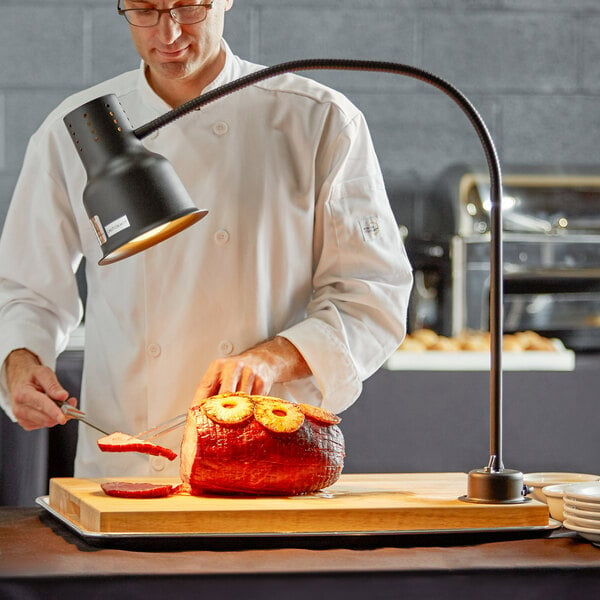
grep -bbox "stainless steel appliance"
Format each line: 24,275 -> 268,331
404,166 -> 600,350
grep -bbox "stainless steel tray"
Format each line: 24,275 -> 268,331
36,495 -> 561,544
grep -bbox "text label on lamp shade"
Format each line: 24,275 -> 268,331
64,94 -> 207,265
63,58 -> 527,504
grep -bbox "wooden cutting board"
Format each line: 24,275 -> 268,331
48,473 -> 549,535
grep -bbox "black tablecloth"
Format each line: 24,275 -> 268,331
1,507 -> 600,599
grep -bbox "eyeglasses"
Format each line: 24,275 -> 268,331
117,1 -> 214,27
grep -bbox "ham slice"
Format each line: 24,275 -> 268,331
100,481 -> 178,498
97,432 -> 178,461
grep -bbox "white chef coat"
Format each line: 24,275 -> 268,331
0,41 -> 412,478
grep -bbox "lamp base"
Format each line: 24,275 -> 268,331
459,468 -> 530,504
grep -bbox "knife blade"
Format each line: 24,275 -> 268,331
134,412 -> 187,441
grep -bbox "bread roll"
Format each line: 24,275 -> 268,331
410,328 -> 439,348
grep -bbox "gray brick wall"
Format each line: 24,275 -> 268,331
1,0 -> 599,231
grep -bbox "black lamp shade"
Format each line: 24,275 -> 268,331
64,94 -> 207,265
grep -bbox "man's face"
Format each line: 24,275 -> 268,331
123,0 -> 233,88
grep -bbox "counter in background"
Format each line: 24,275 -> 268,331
340,351 -> 598,475
385,345 -> 576,371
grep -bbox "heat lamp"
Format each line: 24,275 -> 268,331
63,58 -> 527,504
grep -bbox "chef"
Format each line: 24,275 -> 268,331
0,0 -> 412,478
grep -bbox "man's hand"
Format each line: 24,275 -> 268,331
194,336 -> 311,403
6,348 -> 74,430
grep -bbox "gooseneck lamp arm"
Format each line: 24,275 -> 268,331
64,58 -> 525,503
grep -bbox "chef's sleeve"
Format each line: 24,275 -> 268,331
279,110 -> 413,414
0,138 -> 83,420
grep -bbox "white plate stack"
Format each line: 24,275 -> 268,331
562,482 -> 600,547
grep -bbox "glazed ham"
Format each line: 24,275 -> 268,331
96,393 -> 345,498
97,432 -> 178,462
180,393 -> 345,496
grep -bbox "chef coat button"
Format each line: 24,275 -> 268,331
212,121 -> 229,136
147,343 -> 161,357
151,456 -> 167,471
219,340 -> 234,356
214,229 -> 230,245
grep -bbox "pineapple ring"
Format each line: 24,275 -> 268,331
193,391 -> 247,409
298,403 -> 341,426
253,398 -> 305,433
202,394 -> 255,425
